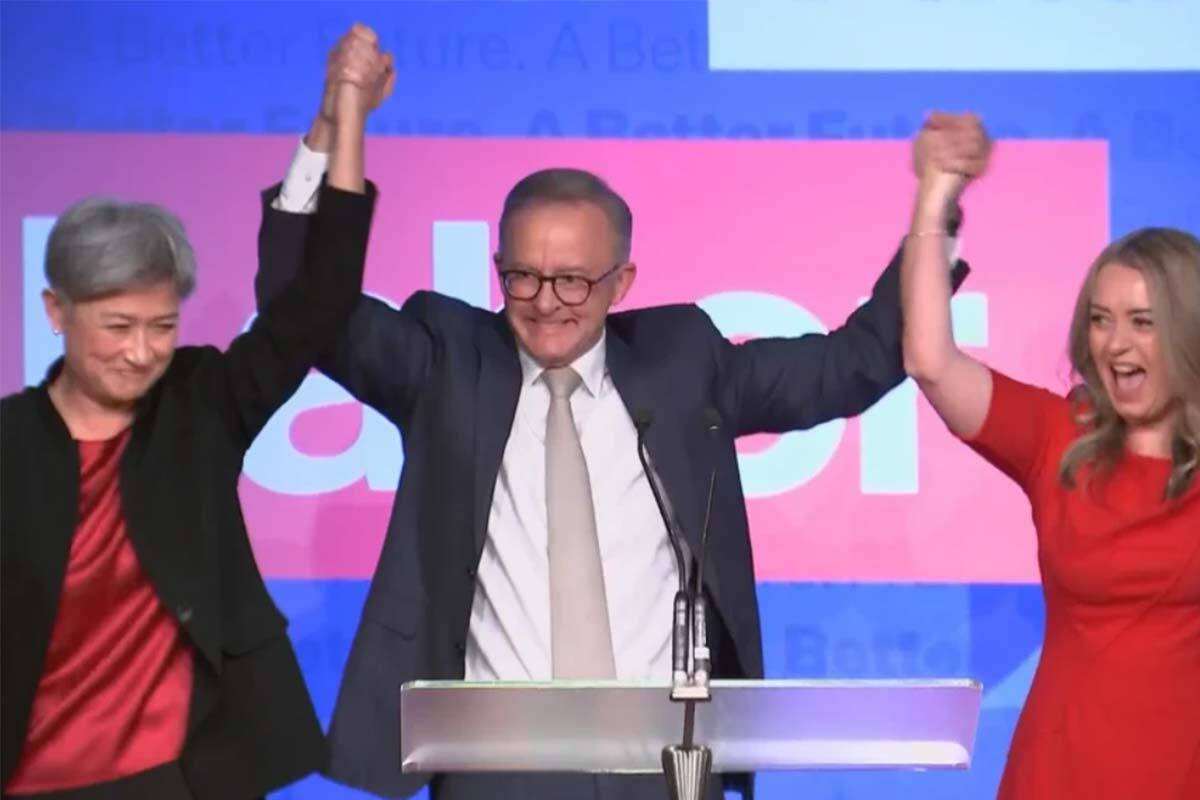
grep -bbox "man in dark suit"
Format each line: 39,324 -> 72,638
257,25 -> 984,800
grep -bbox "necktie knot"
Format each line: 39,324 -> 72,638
544,367 -> 582,400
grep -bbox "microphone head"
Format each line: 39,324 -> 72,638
702,407 -> 722,434
632,408 -> 654,432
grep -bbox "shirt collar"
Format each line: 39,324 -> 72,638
517,331 -> 607,397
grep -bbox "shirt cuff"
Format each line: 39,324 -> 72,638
272,137 -> 329,214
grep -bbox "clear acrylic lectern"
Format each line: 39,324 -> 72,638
400,679 -> 982,799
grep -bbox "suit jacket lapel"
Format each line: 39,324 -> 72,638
472,313 -> 522,559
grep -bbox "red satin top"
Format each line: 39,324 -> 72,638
968,371 -> 1200,799
6,429 -> 193,793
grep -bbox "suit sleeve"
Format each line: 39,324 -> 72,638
207,183 -> 375,448
255,184 -> 434,424
715,241 -> 969,435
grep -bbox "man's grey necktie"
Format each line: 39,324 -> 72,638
544,367 -> 616,679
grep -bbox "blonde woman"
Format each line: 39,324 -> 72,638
902,113 -> 1200,799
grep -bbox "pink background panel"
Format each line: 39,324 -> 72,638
0,134 -> 1107,582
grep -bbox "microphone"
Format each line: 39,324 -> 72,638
632,409 -> 690,689
691,408 -> 722,687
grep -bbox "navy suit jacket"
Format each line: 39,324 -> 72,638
256,188 -> 967,798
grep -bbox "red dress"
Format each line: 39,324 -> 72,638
966,370 -> 1200,799
5,430 -> 193,794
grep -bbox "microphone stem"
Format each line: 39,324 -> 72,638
696,471 -> 715,598
636,429 -> 687,594
636,426 -> 690,687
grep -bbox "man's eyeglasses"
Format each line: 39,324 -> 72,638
498,264 -> 622,307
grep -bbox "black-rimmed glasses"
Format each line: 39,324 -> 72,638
498,264 -> 622,306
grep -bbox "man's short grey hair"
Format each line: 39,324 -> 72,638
499,168 -> 633,262
45,196 -> 197,302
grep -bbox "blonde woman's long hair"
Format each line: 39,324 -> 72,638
1058,227 -> 1200,501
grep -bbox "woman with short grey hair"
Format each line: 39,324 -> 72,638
44,197 -> 198,303
0,47 -> 393,800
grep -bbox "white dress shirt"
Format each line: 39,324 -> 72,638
276,140 -> 679,680
465,336 -> 679,681
273,140 -> 327,213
